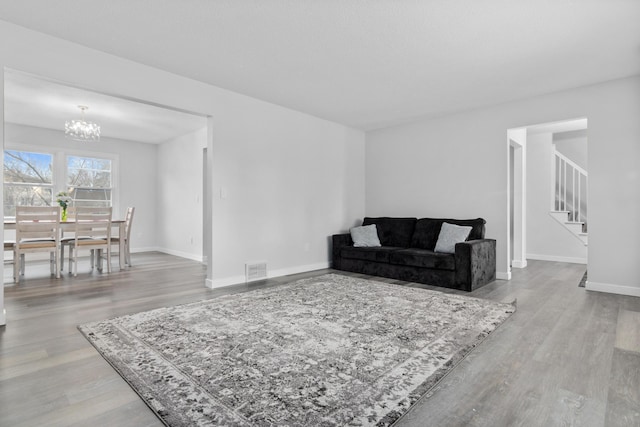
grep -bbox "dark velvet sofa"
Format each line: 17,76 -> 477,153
332,217 -> 496,292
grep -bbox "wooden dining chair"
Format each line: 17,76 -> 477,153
13,206 -> 61,283
59,206 -> 78,271
4,241 -> 15,266
68,207 -> 112,276
109,206 -> 135,269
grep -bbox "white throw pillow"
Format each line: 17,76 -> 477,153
434,222 -> 472,254
350,224 -> 381,247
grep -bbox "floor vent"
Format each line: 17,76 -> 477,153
245,262 -> 267,282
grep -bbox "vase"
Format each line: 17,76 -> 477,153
62,208 -> 67,222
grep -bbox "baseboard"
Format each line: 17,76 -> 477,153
208,274 -> 246,289
496,271 -> 511,280
585,281 -> 640,298
130,247 -> 160,254
0,308 -> 5,326
156,248 -> 204,263
526,253 -> 587,265
208,262 -> 331,289
511,260 -> 528,269
267,262 -> 330,279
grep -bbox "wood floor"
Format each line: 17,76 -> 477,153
1,253 -> 639,426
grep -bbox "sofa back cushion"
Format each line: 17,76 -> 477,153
362,217 -> 417,247
410,218 -> 486,250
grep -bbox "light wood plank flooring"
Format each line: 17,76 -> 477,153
1,253 -> 639,426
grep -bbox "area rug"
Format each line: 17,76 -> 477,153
79,274 -> 515,426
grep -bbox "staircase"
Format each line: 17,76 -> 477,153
549,149 -> 588,246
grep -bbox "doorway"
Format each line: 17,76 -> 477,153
507,118 -> 588,277
1,68 -> 213,282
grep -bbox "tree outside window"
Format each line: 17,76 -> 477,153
67,156 -> 112,208
3,151 -> 113,217
3,150 -> 53,217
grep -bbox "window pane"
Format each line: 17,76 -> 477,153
67,156 -> 112,208
67,156 -> 111,172
3,185 -> 52,217
67,156 -> 112,188
70,188 -> 112,202
4,150 -> 53,184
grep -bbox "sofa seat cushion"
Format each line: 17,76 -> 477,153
389,248 -> 456,271
341,246 -> 403,263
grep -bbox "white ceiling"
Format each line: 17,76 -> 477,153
1,1 -> 639,132
4,70 -> 208,144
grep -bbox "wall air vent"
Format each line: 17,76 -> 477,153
245,262 -> 267,282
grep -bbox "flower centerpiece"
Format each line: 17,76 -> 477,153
56,191 -> 73,221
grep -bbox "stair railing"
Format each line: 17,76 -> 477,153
554,149 -> 588,227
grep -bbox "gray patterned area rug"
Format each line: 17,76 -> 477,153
79,274 -> 515,426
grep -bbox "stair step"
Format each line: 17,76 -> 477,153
564,222 -> 584,232
549,211 -> 570,221
548,211 -> 588,246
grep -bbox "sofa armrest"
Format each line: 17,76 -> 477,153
332,233 -> 352,270
454,239 -> 496,291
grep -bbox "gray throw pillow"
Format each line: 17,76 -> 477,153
434,222 -> 472,254
350,224 -> 381,247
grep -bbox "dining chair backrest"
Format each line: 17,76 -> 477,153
74,207 -> 112,242
66,206 -> 77,221
15,206 -> 61,243
14,206 -> 62,282
124,207 -> 135,241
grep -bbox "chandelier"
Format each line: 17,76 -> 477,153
65,105 -> 100,141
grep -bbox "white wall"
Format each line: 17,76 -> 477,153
212,115 -> 365,286
366,75 -> 640,297
3,123 -> 158,251
157,127 -> 207,261
0,20 -> 366,324
526,132 -> 587,263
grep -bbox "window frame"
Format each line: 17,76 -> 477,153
66,154 -> 114,208
3,143 -> 119,219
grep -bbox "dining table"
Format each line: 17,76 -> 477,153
4,218 -> 127,271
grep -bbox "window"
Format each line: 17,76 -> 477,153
3,150 -> 53,217
3,149 -> 115,217
67,156 -> 112,208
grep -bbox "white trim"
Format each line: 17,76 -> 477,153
129,247 -> 160,254
208,274 -> 246,289
585,281 -> 640,298
267,262 -> 330,279
512,260 -> 528,268
208,262 -> 331,290
496,271 -> 511,280
156,247 -> 204,263
0,308 -> 6,326
526,253 -> 587,264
